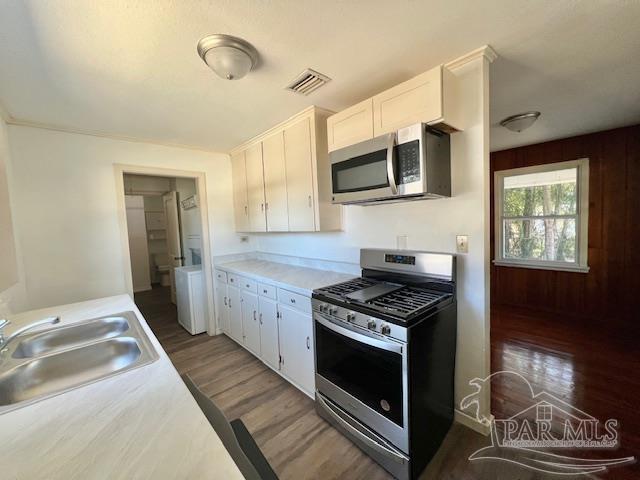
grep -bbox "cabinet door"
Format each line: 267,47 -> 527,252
245,143 -> 267,232
241,290 -> 260,355
258,296 -> 280,369
372,66 -> 442,136
326,98 -> 374,152
230,151 -> 250,232
215,284 -> 230,334
262,132 -> 289,232
284,118 -> 315,232
279,305 -> 315,395
228,285 -> 243,343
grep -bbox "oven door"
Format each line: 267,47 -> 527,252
314,313 -> 409,452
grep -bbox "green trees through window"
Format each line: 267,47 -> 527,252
502,168 -> 578,263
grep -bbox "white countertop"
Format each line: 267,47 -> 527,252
215,259 -> 356,296
0,295 -> 243,480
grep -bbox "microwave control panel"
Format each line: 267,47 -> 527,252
397,140 -> 421,184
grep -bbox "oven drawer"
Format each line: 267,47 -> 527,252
258,282 -> 276,300
278,288 -> 311,313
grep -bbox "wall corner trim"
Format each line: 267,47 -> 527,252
445,45 -> 498,70
0,100 -> 13,123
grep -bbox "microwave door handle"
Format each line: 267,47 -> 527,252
386,132 -> 398,194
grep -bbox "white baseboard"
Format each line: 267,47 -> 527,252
454,409 -> 493,436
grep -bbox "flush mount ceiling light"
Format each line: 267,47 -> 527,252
500,111 -> 541,132
197,34 -> 259,80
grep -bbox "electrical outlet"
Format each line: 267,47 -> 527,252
456,235 -> 469,254
240,236 -> 249,243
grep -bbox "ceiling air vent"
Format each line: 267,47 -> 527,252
285,68 -> 331,95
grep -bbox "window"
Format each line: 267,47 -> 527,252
494,159 -> 589,272
537,404 -> 552,422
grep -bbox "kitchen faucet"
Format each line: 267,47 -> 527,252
0,316 -> 61,352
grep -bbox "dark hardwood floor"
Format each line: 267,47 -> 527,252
492,306 -> 640,480
135,286 -> 619,479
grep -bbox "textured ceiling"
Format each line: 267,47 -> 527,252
0,1 -> 639,152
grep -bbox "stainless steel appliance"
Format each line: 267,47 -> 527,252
330,124 -> 450,205
312,249 -> 457,480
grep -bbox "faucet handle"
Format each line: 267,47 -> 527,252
0,319 -> 9,330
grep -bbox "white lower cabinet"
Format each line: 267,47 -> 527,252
241,290 -> 260,355
215,284 -> 230,334
258,296 -> 280,370
217,270 -> 315,397
228,285 -> 243,343
278,304 -> 315,395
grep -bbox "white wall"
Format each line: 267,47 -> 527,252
0,118 -> 27,316
6,126 -> 252,310
256,57 -> 492,425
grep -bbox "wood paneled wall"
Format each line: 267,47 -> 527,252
490,124 -> 640,327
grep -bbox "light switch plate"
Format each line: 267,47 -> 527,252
456,235 -> 468,254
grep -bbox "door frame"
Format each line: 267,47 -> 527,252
113,164 -> 216,335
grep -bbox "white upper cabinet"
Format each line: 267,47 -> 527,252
328,65 -> 463,152
372,65 -> 462,136
284,118 -> 315,232
230,151 -> 249,232
326,98 -> 374,152
244,142 -> 267,233
229,106 -> 342,233
262,131 -> 289,232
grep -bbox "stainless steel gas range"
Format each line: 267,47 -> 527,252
312,249 -> 457,480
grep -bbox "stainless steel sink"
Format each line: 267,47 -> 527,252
0,311 -> 158,414
12,316 -> 130,358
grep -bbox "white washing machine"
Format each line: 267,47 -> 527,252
175,266 -> 206,335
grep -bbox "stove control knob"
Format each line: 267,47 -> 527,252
346,312 -> 355,322
329,307 -> 338,315
367,320 -> 377,330
381,324 -> 391,335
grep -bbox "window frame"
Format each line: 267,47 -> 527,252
494,158 -> 590,273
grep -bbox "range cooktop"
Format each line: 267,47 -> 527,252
314,277 -> 451,322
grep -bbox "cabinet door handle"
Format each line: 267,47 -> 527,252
263,289 -> 268,294
244,205 -> 248,215
306,336 -> 310,350
223,296 -> 227,306
308,195 -> 312,207
290,298 -> 296,304
259,313 -> 263,325
265,202 -> 269,211
253,310 -> 257,321
261,203 -> 264,212
228,298 -> 232,308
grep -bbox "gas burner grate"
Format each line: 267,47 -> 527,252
366,287 -> 446,318
316,278 -> 378,298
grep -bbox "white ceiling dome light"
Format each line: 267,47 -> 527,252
197,34 -> 259,80
500,111 -> 541,132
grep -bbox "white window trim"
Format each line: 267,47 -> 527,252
494,158 -> 590,273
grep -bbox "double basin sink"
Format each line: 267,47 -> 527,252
0,311 -> 158,414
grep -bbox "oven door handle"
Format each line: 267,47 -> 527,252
317,393 -> 408,464
315,315 -> 403,354
386,132 -> 398,195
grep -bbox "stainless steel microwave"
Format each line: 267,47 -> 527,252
330,123 -> 450,205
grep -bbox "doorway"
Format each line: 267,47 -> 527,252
116,165 -> 214,337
